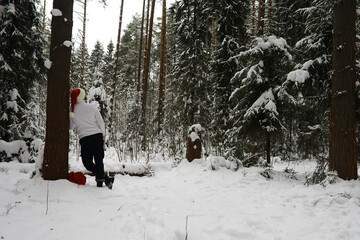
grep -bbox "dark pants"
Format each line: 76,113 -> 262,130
80,133 -> 104,180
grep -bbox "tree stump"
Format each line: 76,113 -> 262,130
186,124 -> 202,162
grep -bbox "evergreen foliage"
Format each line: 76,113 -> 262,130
209,0 -> 250,156
1,0 -> 358,169
0,0 -> 46,141
169,0 -> 212,133
229,35 -> 294,158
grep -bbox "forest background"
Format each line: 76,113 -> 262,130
0,0 -> 359,181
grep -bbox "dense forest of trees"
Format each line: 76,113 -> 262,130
0,0 -> 359,180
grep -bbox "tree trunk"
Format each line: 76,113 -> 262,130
267,0 -> 273,34
137,0 -> 146,93
42,0 -> 46,31
157,0 -> 166,134
330,0 -> 358,180
257,0 -> 265,36
110,0 -> 124,145
251,0 -> 256,37
80,0 -> 87,87
266,132 -> 271,165
141,0 -> 156,151
43,0 -> 74,180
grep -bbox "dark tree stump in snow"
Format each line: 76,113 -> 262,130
186,124 -> 202,162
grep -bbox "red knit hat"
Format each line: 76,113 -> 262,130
70,88 -> 85,117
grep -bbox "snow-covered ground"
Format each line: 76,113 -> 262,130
1,155 -> 360,240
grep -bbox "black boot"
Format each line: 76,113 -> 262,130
96,178 -> 105,187
105,175 -> 115,189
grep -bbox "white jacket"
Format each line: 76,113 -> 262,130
70,100 -> 105,139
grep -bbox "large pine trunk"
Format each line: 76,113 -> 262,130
330,0 -> 358,180
43,0 -> 74,180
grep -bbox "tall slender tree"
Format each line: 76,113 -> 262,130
137,0 -> 147,92
110,0 -> 125,145
79,0 -> 88,87
43,0 -> 74,180
141,0 -> 156,151
330,0 -> 358,180
157,0 -> 167,134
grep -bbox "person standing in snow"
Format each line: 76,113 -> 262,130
69,88 -> 113,188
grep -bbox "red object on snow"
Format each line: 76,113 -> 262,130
68,172 -> 86,185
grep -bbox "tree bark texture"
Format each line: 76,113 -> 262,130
330,0 -> 358,180
141,0 -> 156,151
157,0 -> 166,134
43,0 -> 74,180
266,132 -> 271,164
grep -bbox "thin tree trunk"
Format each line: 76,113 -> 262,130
137,0 -> 146,93
266,132 -> 271,165
141,0 -> 156,151
110,0 -> 125,145
268,0 -> 273,34
212,19 -> 217,51
80,0 -> 87,87
43,0 -> 74,180
251,0 -> 256,37
330,0 -> 358,180
257,0 -> 265,36
157,0 -> 166,134
42,0 -> 46,31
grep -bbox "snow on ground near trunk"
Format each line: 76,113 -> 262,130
1,159 -> 360,240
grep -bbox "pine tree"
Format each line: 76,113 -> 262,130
43,0 -> 74,180
330,0 -> 358,180
0,0 -> 46,141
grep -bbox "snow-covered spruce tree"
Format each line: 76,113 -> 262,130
70,44 -> 91,92
70,45 -> 91,90
209,0 -> 250,157
102,41 -> 115,135
263,0 -> 311,161
88,41 -> 109,127
288,0 -> 333,159
168,0 -> 212,137
271,0 -> 311,47
0,0 -> 46,141
116,14 -> 143,156
70,46 -> 82,90
229,36 -> 293,164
